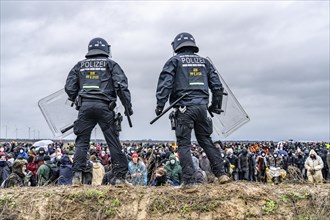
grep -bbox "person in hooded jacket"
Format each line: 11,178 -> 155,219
256,151 -> 268,183
58,154 -> 73,185
238,148 -> 250,180
295,151 -> 305,173
17,147 -> 29,160
248,152 -> 256,181
319,148 -> 328,180
4,159 -> 31,188
222,154 -> 231,177
0,146 -> 6,156
199,151 -> 215,182
6,153 -> 14,171
52,148 -> 63,167
48,147 -> 56,161
287,150 -> 297,167
99,150 -> 110,167
35,147 -> 46,168
27,155 -> 38,187
90,155 -> 105,186
191,152 -> 207,183
304,149 -> 324,183
302,149 -> 310,180
226,148 -> 239,181
165,154 -> 182,186
281,153 -> 289,171
0,154 -> 10,185
268,152 -> 283,168
36,156 -> 54,186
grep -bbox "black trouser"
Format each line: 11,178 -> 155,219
73,101 -> 128,179
175,105 -> 225,184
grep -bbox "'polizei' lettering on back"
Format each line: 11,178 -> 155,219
179,55 -> 206,67
80,59 -> 107,71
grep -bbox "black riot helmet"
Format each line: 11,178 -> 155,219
85,37 -> 110,58
171,32 -> 199,53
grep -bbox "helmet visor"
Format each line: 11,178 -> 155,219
85,49 -> 109,57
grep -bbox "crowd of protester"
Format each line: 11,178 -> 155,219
0,140 -> 329,188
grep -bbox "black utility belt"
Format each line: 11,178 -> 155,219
81,98 -> 110,104
81,98 -> 116,110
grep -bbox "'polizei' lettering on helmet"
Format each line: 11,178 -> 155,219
176,34 -> 194,42
89,40 -> 106,48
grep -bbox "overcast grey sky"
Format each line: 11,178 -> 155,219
1,1 -> 329,142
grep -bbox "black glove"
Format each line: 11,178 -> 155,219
124,107 -> 133,116
208,104 -> 222,115
155,106 -> 164,116
208,91 -> 224,115
67,97 -> 73,102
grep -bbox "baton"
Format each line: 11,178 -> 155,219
150,93 -> 189,125
61,124 -> 74,134
117,82 -> 133,127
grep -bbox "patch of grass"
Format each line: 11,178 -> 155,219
35,210 -> 40,219
0,194 -> 19,220
84,189 -> 105,199
60,190 -> 122,218
43,192 -> 52,197
148,194 -> 222,215
68,189 -> 105,200
0,194 -> 16,208
103,197 -> 121,217
298,215 -> 319,220
148,197 -> 171,213
180,204 -> 191,214
287,192 -> 310,200
195,199 -> 222,212
279,194 -> 289,203
111,197 -> 120,207
105,207 -> 117,216
262,200 -> 277,214
68,189 -> 106,206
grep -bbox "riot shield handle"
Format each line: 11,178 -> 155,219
150,93 -> 189,125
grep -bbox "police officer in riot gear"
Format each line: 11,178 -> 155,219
65,37 -> 133,185
155,32 -> 230,186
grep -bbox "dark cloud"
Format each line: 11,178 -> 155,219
0,1 -> 329,141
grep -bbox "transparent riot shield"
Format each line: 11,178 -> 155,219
207,58 -> 250,137
38,89 -> 78,138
